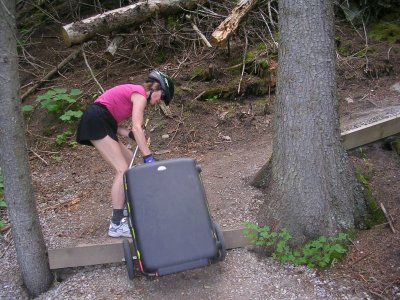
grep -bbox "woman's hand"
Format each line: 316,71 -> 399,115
117,127 -> 130,138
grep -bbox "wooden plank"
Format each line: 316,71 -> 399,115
341,115 -> 400,150
48,228 -> 250,269
223,227 -> 250,249
48,241 -> 125,269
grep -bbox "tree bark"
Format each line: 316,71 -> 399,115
211,0 -> 259,46
62,0 -> 207,46
0,0 -> 53,296
255,0 -> 367,246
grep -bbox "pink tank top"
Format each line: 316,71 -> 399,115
95,84 -> 146,124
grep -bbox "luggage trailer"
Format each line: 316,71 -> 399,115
122,158 -> 226,280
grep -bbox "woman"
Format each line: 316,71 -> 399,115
76,70 -> 174,237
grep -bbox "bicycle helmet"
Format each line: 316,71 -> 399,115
148,70 -> 174,105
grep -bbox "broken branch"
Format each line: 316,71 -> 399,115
82,44 -> 104,93
380,203 -> 396,233
104,36 -> 124,60
185,15 -> 212,48
211,0 -> 259,46
238,28 -> 248,94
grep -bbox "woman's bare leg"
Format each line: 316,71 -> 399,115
119,141 -> 134,166
91,136 -> 128,209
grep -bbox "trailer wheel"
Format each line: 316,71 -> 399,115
213,222 -> 227,262
123,239 -> 135,280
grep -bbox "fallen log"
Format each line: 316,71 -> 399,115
211,0 -> 259,46
61,0 -> 207,47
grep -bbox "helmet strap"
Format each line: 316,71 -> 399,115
147,89 -> 153,104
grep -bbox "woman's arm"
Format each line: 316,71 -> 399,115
131,93 -> 151,156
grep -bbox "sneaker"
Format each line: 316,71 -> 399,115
108,217 -> 132,238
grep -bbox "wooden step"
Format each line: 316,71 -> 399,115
342,114 -> 400,150
48,227 -> 250,269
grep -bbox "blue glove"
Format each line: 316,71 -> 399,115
143,154 -> 156,163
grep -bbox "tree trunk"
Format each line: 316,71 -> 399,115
62,0 -> 207,46
254,0 -> 367,246
0,0 -> 53,296
211,0 -> 259,46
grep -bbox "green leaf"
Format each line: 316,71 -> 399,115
279,229 -> 292,241
276,240 -> 286,253
53,88 -> 67,94
302,248 -> 313,257
46,104 -> 60,113
70,89 -> 82,96
46,90 -> 57,96
36,94 -> 51,102
40,98 -> 61,113
51,155 -> 61,161
293,251 -> 301,257
0,200 -> 6,207
337,233 -> 348,241
330,244 -> 346,253
243,222 -> 258,230
260,230 -> 271,239
318,260 -> 328,268
0,219 -> 5,230
60,110 -> 83,121
54,93 -> 71,101
59,115 -> 71,121
22,105 -> 34,112
307,262 -> 316,268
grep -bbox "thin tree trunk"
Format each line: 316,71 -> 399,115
255,0 -> 367,246
0,0 -> 53,296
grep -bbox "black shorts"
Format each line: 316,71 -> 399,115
76,103 -> 118,146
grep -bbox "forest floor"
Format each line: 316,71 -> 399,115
0,8 -> 399,300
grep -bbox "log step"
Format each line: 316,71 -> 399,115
48,228 -> 250,269
341,114 -> 400,150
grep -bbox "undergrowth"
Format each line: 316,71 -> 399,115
23,87 -> 83,147
242,222 -> 349,268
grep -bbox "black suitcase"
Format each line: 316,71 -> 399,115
122,158 -> 226,279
